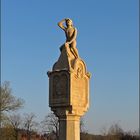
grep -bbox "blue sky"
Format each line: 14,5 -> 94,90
1,0 -> 139,134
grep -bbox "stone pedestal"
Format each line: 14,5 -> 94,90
59,115 -> 80,140
47,44 -> 91,140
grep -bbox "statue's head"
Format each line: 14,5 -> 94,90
66,18 -> 73,27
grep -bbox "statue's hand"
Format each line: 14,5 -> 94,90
66,41 -> 71,44
65,42 -> 69,47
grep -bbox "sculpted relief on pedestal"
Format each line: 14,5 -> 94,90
53,74 -> 68,98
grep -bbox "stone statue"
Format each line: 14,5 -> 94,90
47,19 -> 91,140
58,18 -> 79,58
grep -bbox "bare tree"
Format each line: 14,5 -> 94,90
41,112 -> 59,139
108,123 -> 124,136
0,81 -> 24,113
23,113 -> 38,140
100,126 -> 108,136
0,81 -> 24,138
7,113 -> 22,140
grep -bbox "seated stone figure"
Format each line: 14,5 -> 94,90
58,18 -> 79,58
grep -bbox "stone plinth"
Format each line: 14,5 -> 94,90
59,115 -> 80,140
47,44 -> 91,140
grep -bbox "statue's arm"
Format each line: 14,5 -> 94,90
58,19 -> 66,31
66,28 -> 77,44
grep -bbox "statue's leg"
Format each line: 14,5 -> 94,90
71,41 -> 79,58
